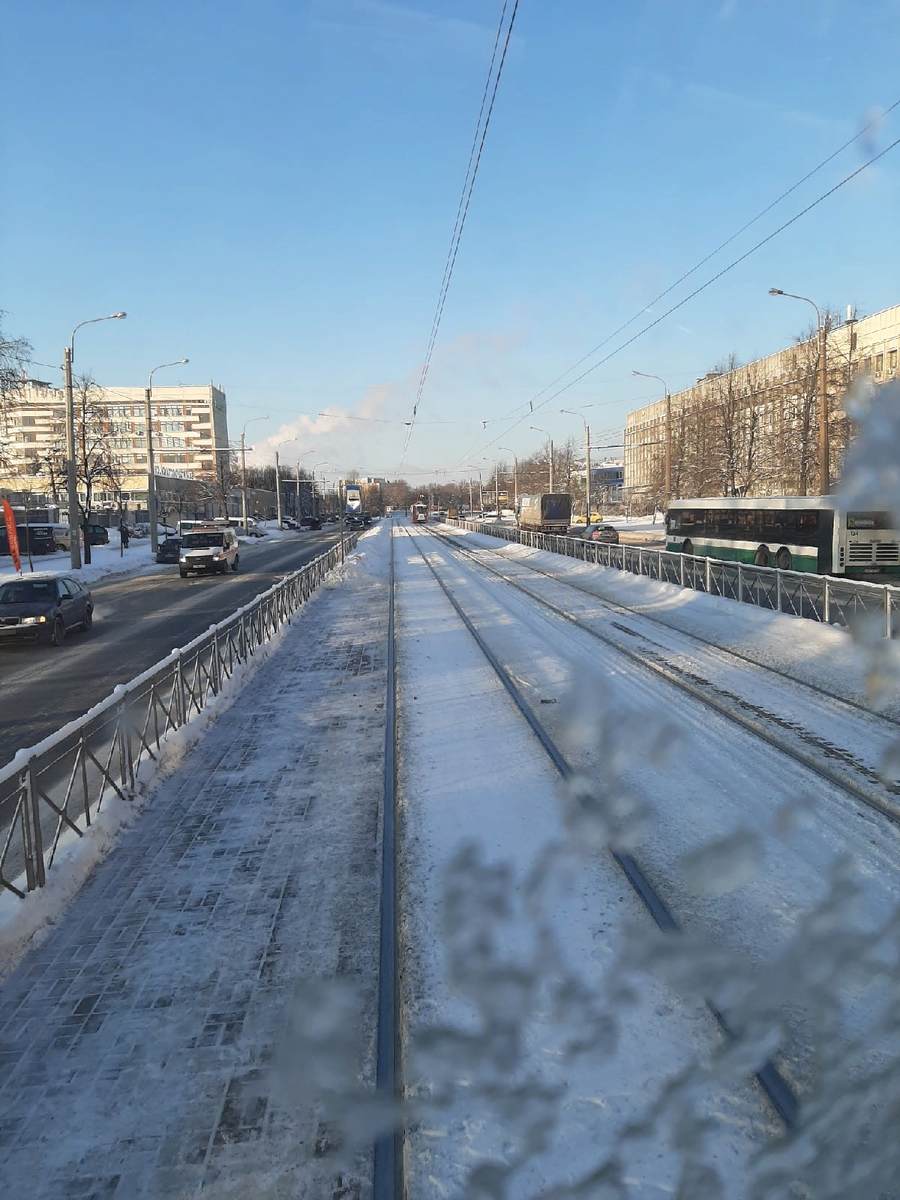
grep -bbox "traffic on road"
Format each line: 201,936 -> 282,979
0,523 -> 347,768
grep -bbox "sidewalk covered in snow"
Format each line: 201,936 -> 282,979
0,530 -> 391,1199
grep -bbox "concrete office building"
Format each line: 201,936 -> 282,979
624,302 -> 900,502
0,381 -> 230,523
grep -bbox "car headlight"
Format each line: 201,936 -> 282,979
21,615 -> 47,625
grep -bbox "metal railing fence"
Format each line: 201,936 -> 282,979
0,535 -> 357,899
453,519 -> 899,638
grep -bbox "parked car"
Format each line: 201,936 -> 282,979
0,575 -> 94,646
53,523 -> 110,551
298,516 -> 322,530
0,523 -> 58,557
155,536 -> 182,564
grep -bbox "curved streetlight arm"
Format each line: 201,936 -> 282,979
149,358 -> 188,387
631,370 -> 672,507
631,369 -> 669,397
768,288 -> 821,328
70,312 -> 127,359
769,288 -> 828,493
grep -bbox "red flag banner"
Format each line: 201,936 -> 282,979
2,498 -> 21,574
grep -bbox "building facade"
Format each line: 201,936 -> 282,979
0,381 -> 230,521
624,302 -> 900,501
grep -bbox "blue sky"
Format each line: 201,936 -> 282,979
3,0 -> 899,484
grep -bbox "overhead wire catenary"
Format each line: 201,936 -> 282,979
398,0 -> 520,472
458,116 -> 900,467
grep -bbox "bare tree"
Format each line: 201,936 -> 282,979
196,454 -> 238,518
0,313 -> 33,472
71,374 -> 126,564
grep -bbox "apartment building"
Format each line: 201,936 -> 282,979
0,381 -> 230,517
623,302 -> 900,500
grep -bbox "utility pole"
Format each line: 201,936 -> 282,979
64,311 -> 127,569
275,450 -> 283,528
530,427 -> 554,492
339,479 -> 345,563
585,424 -> 591,521
818,322 -> 829,494
631,372 -> 670,508
146,359 -> 188,552
768,289 -> 829,494
296,460 -> 301,518
500,449 -> 519,512
64,347 -> 80,570
468,477 -> 474,512
240,432 -> 248,533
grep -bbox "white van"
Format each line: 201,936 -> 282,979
179,526 -> 240,577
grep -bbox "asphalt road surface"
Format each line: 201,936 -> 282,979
0,530 -> 343,770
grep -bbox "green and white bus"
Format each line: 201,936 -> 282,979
665,496 -> 900,577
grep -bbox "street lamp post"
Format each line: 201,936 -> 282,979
240,416 -> 268,532
146,359 -> 189,552
64,312 -> 127,568
274,451 -> 283,528
769,288 -> 829,494
561,411 -> 592,521
482,459 -> 500,518
631,371 -> 670,508
530,427 -> 554,492
499,447 -> 518,512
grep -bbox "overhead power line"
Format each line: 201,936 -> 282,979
457,111 -> 900,467
398,0 -> 520,472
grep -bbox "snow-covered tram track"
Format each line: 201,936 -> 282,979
400,525 -> 799,1131
433,529 -> 900,829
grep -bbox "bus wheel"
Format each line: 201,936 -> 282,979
755,545 -> 771,567
775,547 -> 792,571
682,539 -> 694,556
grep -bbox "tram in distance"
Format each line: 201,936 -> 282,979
412,502 -> 428,524
665,496 -> 900,577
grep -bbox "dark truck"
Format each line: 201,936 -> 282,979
517,494 -> 573,534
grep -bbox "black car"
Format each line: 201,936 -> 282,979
299,516 -> 322,530
155,536 -> 182,563
0,576 -> 94,647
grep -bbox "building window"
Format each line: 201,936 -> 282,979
863,357 -> 872,374
875,353 -> 884,374
890,350 -> 898,372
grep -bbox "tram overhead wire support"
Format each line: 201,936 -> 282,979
768,288 -> 829,496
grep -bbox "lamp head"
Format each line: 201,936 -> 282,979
768,288 -> 783,296
112,312 -> 127,319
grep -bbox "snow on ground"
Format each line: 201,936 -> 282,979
410,524 -> 900,1195
396,524 -> 776,1198
455,524 -> 900,716
0,523 -> 390,1199
3,516 -> 900,1196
